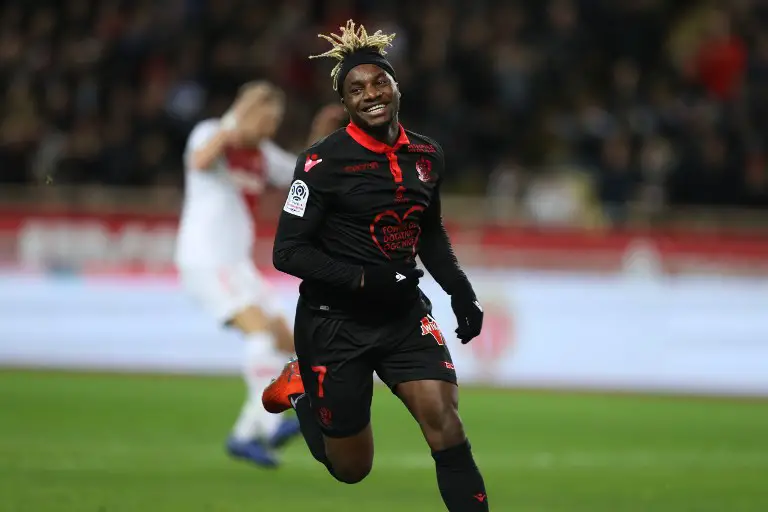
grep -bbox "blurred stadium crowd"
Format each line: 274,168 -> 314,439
2,0 -> 768,225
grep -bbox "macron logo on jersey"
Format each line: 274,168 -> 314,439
395,272 -> 406,282
304,154 -> 323,172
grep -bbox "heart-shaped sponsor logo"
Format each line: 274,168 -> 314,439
369,206 -> 424,259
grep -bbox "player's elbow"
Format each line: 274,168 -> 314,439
272,245 -> 296,275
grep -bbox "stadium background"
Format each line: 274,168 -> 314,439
1,0 -> 768,510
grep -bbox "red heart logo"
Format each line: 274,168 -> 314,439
370,206 -> 424,260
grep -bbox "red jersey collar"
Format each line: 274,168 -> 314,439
346,122 -> 410,153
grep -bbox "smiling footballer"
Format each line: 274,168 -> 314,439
264,20 -> 489,511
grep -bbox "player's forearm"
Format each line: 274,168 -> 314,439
273,243 -> 363,290
306,124 -> 339,147
306,128 -> 326,147
305,104 -> 344,146
189,130 -> 229,170
306,117 -> 327,147
419,224 -> 473,297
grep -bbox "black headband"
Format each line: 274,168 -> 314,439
336,49 -> 397,97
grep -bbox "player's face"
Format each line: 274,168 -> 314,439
342,64 -> 400,132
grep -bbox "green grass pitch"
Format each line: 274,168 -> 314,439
1,370 -> 767,511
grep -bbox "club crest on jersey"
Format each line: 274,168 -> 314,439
416,157 -> 433,183
420,315 -> 445,346
304,153 -> 322,173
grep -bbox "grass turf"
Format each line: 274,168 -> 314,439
1,370 -> 767,511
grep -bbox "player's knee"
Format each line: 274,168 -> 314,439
330,459 -> 372,484
325,431 -> 374,484
421,403 -> 465,452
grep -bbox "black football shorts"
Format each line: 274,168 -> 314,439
293,296 -> 457,438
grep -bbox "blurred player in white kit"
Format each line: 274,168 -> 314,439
175,81 -> 345,468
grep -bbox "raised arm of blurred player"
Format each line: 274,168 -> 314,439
188,85 -> 273,171
263,104 -> 347,189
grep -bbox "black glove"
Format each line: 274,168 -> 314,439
451,283 -> 483,344
361,264 -> 424,295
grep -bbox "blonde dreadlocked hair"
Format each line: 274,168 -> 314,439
309,20 -> 397,92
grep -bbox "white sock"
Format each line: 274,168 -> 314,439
231,331 -> 285,442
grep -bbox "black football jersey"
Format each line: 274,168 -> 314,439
273,122 -> 470,318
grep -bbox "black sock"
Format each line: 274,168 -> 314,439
432,440 -> 489,511
290,393 -> 336,475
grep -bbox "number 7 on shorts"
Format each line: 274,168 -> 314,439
311,365 -> 327,398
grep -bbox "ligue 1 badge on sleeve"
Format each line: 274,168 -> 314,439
284,180 -> 309,217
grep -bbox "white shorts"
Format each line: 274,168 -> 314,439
178,261 -> 282,325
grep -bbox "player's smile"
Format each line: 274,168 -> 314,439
360,101 -> 390,121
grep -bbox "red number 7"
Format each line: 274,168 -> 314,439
311,365 -> 327,398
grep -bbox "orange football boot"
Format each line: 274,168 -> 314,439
262,358 -> 304,414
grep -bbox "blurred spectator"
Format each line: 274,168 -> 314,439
1,0 -> 768,224
692,7 -> 747,101
486,155 -> 524,222
636,135 -> 675,216
523,165 -> 596,228
670,129 -> 743,206
596,133 -> 639,225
